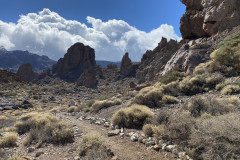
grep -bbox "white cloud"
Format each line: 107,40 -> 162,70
0,8 -> 181,61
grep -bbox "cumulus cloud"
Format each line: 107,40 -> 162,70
0,8 -> 181,61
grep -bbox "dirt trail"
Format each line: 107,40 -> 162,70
63,114 -> 176,160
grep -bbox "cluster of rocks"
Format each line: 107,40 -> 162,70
0,100 -> 33,111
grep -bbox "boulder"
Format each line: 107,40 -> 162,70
16,63 -> 38,82
108,129 -> 120,137
52,43 -> 96,82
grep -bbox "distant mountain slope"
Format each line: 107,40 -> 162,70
0,48 -> 56,72
96,60 -> 121,68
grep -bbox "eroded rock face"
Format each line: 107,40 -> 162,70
17,63 -> 38,82
52,43 -> 96,81
180,0 -> 240,39
136,38 -> 179,83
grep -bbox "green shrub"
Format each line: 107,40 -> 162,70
111,104 -> 154,128
179,73 -> 223,95
160,70 -> 184,84
0,132 -> 18,148
215,79 -> 231,90
210,32 -> 240,73
221,85 -> 240,95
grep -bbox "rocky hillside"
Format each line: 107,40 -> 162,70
0,48 -> 56,72
0,69 -> 25,83
135,0 -> 240,84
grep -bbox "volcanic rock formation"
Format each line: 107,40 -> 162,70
52,43 -> 96,82
136,38 -> 179,83
17,63 -> 39,82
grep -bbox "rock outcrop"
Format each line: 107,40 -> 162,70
52,43 -> 96,82
0,69 -> 25,83
120,53 -> 136,77
17,63 -> 38,82
180,0 -> 240,39
136,38 -> 179,83
76,67 -> 98,88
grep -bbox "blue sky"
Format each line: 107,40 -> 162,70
0,0 -> 185,61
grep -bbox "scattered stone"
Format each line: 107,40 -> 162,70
145,141 -> 155,147
27,147 -> 35,153
119,133 -> 124,138
130,133 -> 139,142
68,101 -> 75,107
35,151 -> 44,157
74,156 -> 80,160
153,145 -> 161,151
108,129 -> 120,137
115,125 -> 120,130
20,100 -> 33,109
104,122 -> 110,128
165,145 -> 177,152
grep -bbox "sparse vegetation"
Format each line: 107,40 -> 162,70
15,112 -> 74,145
91,99 -> 121,113
134,82 -> 179,107
0,132 -> 18,148
160,70 -> 184,84
111,104 -> 154,128
221,84 -> 240,95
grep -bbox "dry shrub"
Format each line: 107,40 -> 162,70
0,115 -> 16,130
78,134 -> 113,160
134,82 -> 179,107
190,113 -> 240,159
0,132 -> 18,148
91,99 -> 121,113
67,106 -> 78,113
152,109 -> 170,125
152,125 -> 166,139
165,111 -> 195,144
221,85 -> 240,95
79,134 -> 102,156
186,96 -> 236,117
162,95 -> 179,104
142,124 -> 154,137
15,112 -> 74,145
111,104 -> 154,128
134,85 -> 164,107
